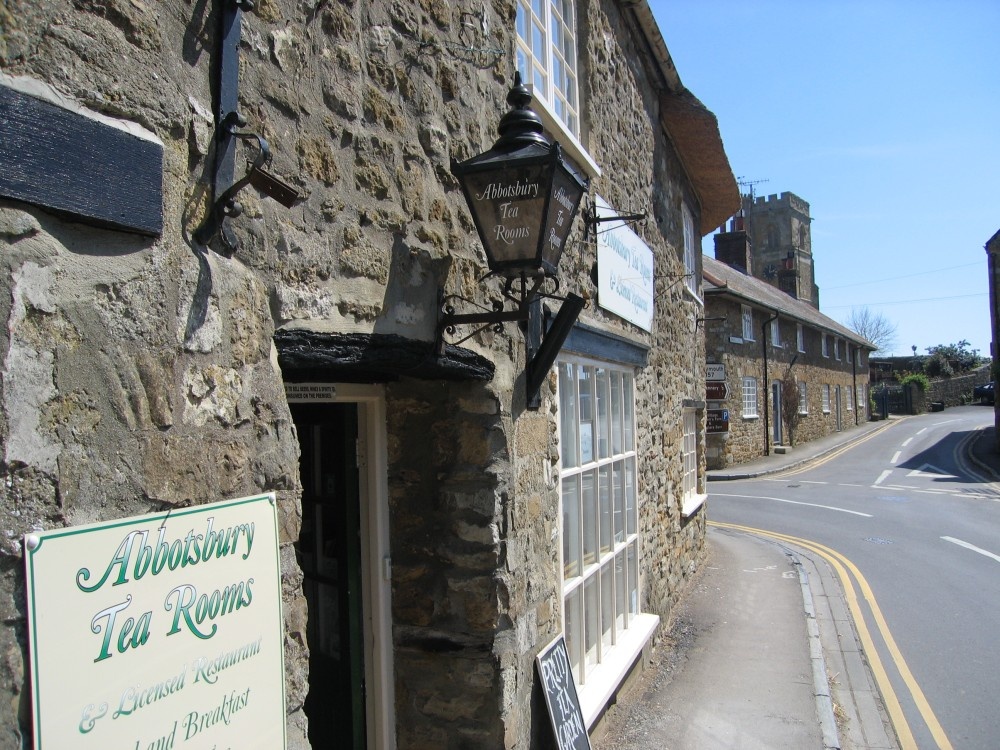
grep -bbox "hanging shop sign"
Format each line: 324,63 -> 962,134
706,363 -> 726,381
595,195 -> 654,332
23,494 -> 286,750
707,409 -> 730,434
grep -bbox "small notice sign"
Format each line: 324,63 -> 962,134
707,408 -> 730,434
284,382 -> 337,402
23,494 -> 286,750
536,635 -> 591,750
706,363 -> 726,381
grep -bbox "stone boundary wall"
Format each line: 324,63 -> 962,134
926,365 -> 992,408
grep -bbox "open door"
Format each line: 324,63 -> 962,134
290,388 -> 394,750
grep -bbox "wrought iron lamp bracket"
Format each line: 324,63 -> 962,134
194,117 -> 271,254
583,205 -> 648,240
436,273 -> 585,409
196,0 -> 300,255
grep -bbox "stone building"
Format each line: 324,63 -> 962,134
703,247 -> 874,469
0,1 -> 737,748
734,191 -> 819,308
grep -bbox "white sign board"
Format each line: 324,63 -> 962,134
595,195 -> 654,331
24,494 -> 286,750
706,363 -> 726,381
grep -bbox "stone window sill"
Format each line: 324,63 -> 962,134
682,492 -> 707,517
578,612 -> 659,729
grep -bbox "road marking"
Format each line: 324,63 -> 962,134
710,492 -> 872,517
891,451 -> 902,464
775,418 -> 904,476
932,419 -> 958,426
906,464 -> 957,479
902,437 -> 913,447
800,480 -> 828,485
875,470 -> 892,486
917,428 -> 927,435
712,521 -> 954,750
942,536 -> 1000,564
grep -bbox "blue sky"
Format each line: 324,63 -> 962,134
649,0 -> 999,358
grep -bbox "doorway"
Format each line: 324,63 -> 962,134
771,381 -> 783,444
835,385 -> 843,431
289,387 -> 394,750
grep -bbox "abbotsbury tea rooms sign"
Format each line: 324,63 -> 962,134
23,494 -> 286,750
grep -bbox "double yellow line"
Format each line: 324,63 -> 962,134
710,521 -> 953,750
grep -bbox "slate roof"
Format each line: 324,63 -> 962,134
702,255 -> 876,350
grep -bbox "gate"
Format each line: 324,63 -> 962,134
873,384 -> 912,416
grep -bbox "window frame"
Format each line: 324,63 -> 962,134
741,305 -> 755,342
770,317 -> 781,348
821,334 -> 829,358
514,0 -> 600,177
557,356 -> 654,702
682,202 -> 700,302
680,407 -> 706,516
796,323 -> 805,353
822,384 -> 831,413
742,376 -> 759,418
798,381 -> 808,415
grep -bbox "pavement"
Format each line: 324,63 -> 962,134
591,413 -> 1000,750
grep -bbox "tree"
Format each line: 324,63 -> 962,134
925,340 -> 984,373
846,307 -> 898,354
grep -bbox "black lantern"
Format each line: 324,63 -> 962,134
451,73 -> 588,278
439,73 -> 590,409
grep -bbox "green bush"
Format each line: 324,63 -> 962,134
900,373 -> 930,391
924,353 -> 953,378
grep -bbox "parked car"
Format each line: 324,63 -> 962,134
974,381 -> 995,404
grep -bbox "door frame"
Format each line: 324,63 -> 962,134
293,383 -> 395,750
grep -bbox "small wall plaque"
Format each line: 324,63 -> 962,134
0,82 -> 163,235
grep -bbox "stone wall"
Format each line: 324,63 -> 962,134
705,296 -> 869,468
926,365 -> 991,408
0,0 -> 713,747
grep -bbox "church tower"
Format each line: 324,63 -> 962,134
743,192 -> 819,309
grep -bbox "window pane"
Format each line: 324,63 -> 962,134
611,372 -> 623,454
623,373 -> 634,451
613,460 -> 624,544
601,564 -> 614,649
615,552 -> 626,630
579,366 -> 594,463
582,469 -> 597,567
599,465 -> 612,556
516,3 -> 527,40
532,21 -> 545,60
585,575 -> 599,669
627,542 -> 638,616
625,457 -> 636,536
559,362 -> 578,468
562,474 -> 580,578
532,0 -> 544,16
516,49 -> 528,81
596,368 -> 609,459
565,585 -> 583,683
532,64 -> 546,93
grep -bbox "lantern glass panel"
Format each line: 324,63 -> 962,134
541,162 -> 586,271
456,161 -> 553,272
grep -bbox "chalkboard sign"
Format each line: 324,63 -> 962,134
536,635 -> 591,750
